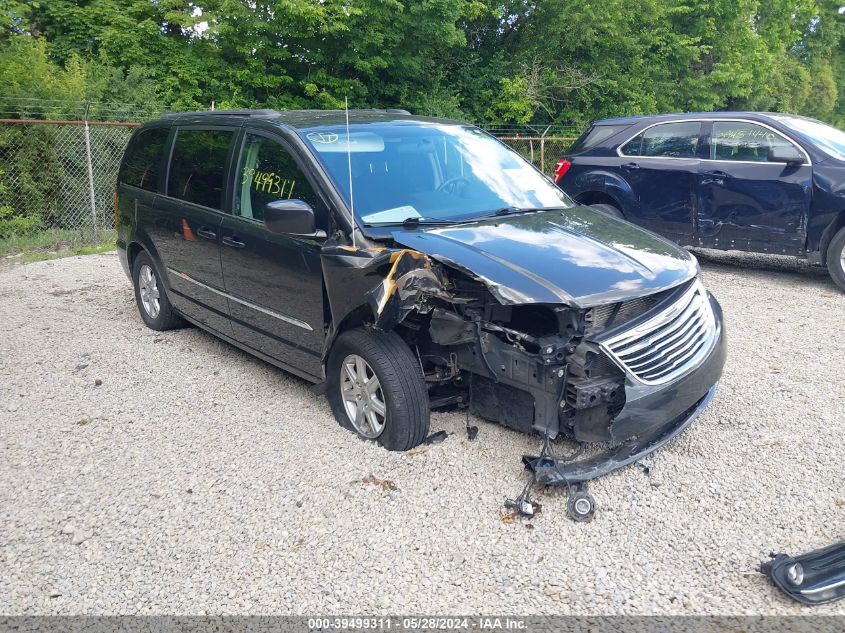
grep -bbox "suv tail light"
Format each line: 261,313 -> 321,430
553,159 -> 571,184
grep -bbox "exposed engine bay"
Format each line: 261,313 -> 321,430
324,245 -> 636,444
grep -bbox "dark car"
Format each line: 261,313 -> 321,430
554,112 -> 845,291
116,108 -> 725,483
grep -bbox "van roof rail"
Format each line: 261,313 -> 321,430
160,109 -> 281,119
160,108 -> 412,120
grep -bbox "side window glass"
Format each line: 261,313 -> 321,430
711,122 -> 798,162
621,122 -> 701,158
167,129 -> 233,209
235,134 -> 319,222
121,127 -> 169,191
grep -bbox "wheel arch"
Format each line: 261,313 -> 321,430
818,211 -> 845,263
126,241 -> 145,272
322,303 -> 377,361
570,170 -> 636,217
322,299 -> 425,367
126,238 -> 169,288
575,191 -> 625,213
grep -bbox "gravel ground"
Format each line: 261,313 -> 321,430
0,250 -> 843,615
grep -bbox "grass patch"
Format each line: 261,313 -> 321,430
0,228 -> 116,264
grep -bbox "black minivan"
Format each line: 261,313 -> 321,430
116,109 -> 725,481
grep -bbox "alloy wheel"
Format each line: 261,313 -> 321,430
138,264 -> 161,319
340,354 -> 387,438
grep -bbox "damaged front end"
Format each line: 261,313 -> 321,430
321,237 -> 725,516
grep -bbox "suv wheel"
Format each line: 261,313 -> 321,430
327,327 -> 429,451
132,251 -> 186,330
827,226 -> 845,292
590,203 -> 623,219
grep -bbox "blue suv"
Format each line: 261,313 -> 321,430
554,112 -> 845,291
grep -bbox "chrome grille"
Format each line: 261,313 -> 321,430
588,287 -> 674,331
599,281 -> 717,385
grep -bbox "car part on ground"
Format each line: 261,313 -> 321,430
566,485 -> 596,522
762,541 -> 845,605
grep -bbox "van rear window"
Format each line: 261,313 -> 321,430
568,124 -> 630,155
167,129 -> 233,209
121,127 -> 169,192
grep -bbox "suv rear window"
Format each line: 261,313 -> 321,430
568,124 -> 630,155
121,127 -> 169,191
167,129 -> 233,209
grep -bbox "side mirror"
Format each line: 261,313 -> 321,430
263,199 -> 326,239
768,145 -> 804,165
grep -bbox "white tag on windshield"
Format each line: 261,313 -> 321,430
362,205 -> 421,224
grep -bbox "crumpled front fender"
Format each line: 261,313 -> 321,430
320,245 -> 452,359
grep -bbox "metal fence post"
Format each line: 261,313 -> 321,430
540,137 -> 545,173
83,104 -> 98,241
540,125 -> 551,174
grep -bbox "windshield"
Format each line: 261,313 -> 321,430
300,123 -> 574,224
774,116 -> 845,161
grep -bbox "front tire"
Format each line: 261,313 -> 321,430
327,327 -> 429,451
132,251 -> 186,330
827,226 -> 845,292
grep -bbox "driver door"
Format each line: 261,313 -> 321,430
219,131 -> 326,378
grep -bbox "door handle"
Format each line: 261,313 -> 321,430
621,162 -> 640,171
196,227 -> 217,240
222,236 -> 246,249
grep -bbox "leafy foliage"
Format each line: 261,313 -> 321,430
1,0 -> 844,241
2,0 -> 844,126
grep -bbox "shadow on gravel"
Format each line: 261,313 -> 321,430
181,323 -> 316,393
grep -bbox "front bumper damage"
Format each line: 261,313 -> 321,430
524,385 -> 717,485
510,298 -> 725,520
525,299 -> 726,484
763,541 -> 845,605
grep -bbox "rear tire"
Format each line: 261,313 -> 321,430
589,203 -> 624,219
327,327 -> 429,451
132,251 -> 186,331
827,226 -> 845,293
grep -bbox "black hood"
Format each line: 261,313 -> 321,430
390,206 -> 698,308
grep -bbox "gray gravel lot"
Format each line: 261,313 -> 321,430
0,250 -> 843,615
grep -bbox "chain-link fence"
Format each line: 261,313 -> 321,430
498,136 -> 576,174
0,115 -> 577,243
0,119 -> 138,240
